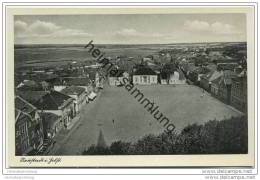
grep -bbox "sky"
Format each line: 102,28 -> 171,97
14,14 -> 247,44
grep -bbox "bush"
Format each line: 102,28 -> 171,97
82,144 -> 111,155
82,116 -> 248,155
110,141 -> 131,155
214,116 -> 248,154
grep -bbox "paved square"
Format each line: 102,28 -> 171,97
56,84 -> 243,155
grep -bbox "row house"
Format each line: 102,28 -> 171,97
53,77 -> 93,93
108,69 -> 129,86
132,65 -> 158,85
15,96 -> 44,155
210,70 -> 237,105
60,86 -> 86,113
16,89 -> 82,140
33,90 -> 75,129
218,70 -> 237,105
231,73 -> 247,113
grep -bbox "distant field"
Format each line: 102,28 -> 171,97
14,45 -> 160,69
99,47 -> 158,58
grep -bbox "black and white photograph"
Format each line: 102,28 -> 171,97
13,12 -> 249,157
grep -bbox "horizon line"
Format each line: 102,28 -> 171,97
14,41 -> 247,46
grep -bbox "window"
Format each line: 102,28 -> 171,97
143,76 -> 147,83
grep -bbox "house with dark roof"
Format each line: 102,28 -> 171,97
60,86 -> 86,113
132,65 -> 158,85
15,96 -> 44,155
33,90 -> 75,129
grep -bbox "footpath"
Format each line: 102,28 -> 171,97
45,89 -> 102,155
44,114 -> 82,155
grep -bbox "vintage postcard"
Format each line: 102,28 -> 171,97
4,6 -> 255,167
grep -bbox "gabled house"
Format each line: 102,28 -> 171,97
60,86 -> 86,113
132,65 -> 158,85
33,90 -> 75,129
15,96 -> 44,155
